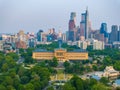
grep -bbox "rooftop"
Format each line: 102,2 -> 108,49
33,48 -> 87,53
68,49 -> 87,52
33,49 -> 53,52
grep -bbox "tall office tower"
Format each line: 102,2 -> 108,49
109,25 -> 118,43
100,23 -> 107,33
68,12 -> 76,41
118,26 -> 120,41
37,30 -> 43,42
80,8 -> 89,39
62,33 -> 67,42
100,23 -> 108,43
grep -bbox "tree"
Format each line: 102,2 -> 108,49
47,86 -> 54,90
116,87 -> 120,90
1,63 -> 8,72
70,75 -> 84,90
62,83 -> 75,90
6,52 -> 19,61
18,84 -> 25,90
26,48 -> 35,56
31,80 -> 41,90
0,85 -> 6,90
49,57 -> 58,67
92,65 -> 98,71
24,56 -> 34,64
100,77 -> 109,85
3,76 -> 13,86
18,66 -> 26,77
24,83 -> 34,90
114,61 -> 120,71
103,56 -> 112,66
64,61 -> 70,68
20,76 -> 30,84
89,78 -> 97,86
92,83 -> 108,90
83,79 -> 91,90
6,85 -> 15,90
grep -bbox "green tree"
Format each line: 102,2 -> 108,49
114,61 -> 120,70
116,87 -> 120,90
49,57 -> 58,67
6,52 -> 19,61
70,75 -> 84,90
0,85 -> 6,90
64,61 -> 70,68
103,56 -> 112,66
89,78 -> 97,86
24,56 -> 34,64
31,80 -> 41,90
20,76 -> 30,84
62,83 -> 75,90
47,86 -> 54,90
24,83 -> 34,90
6,85 -> 15,90
3,76 -> 13,86
100,77 -> 109,85
1,63 -> 8,72
18,84 -> 25,90
92,65 -> 98,71
92,83 -> 108,90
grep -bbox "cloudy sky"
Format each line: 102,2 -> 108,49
0,0 -> 120,33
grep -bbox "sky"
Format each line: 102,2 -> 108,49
0,0 -> 120,33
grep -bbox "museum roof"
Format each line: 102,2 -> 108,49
33,49 -> 53,52
68,49 -> 87,52
33,48 -> 87,53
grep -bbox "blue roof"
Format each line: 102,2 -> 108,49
68,49 -> 87,52
33,49 -> 53,52
33,48 -> 87,53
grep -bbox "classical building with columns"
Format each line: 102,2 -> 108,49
32,48 -> 88,62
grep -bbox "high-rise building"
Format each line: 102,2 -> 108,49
68,12 -> 76,41
62,33 -> 67,42
100,23 -> 107,34
99,23 -> 108,43
109,25 -> 118,43
80,8 -> 89,39
37,30 -> 43,42
118,26 -> 120,41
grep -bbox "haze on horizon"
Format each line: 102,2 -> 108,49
0,0 -> 120,33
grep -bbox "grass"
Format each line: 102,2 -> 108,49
50,69 -> 73,81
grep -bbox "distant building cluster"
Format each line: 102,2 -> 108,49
0,8 -> 120,53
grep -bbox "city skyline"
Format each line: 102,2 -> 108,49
1,0 -> 120,33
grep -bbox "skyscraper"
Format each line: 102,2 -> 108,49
119,26 -> 120,41
68,12 -> 76,41
100,23 -> 108,37
100,23 -> 108,43
80,8 -> 89,39
37,30 -> 43,42
109,25 -> 118,43
85,8 -> 89,39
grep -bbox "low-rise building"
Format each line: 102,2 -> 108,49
0,41 -> 4,51
3,42 -> 16,53
32,48 -> 88,62
102,66 -> 119,77
93,40 -> 104,50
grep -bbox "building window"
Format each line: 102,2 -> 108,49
56,53 -> 63,56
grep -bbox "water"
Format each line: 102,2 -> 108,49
91,75 -> 101,80
115,79 -> 120,85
